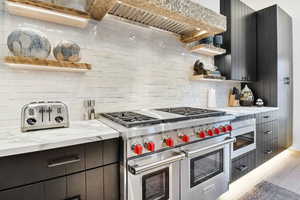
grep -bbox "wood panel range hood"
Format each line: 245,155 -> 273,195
86,0 -> 227,43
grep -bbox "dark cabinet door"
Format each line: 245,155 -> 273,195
277,7 -> 293,149
216,0 -> 256,81
104,164 -> 120,200
86,168 -> 104,200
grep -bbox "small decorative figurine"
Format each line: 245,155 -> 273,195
256,98 -> 264,107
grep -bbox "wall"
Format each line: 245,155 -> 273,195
0,0 -> 237,127
241,0 -> 299,149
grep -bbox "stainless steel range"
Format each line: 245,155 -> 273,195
98,107 -> 236,200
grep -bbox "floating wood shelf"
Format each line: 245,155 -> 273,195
189,44 -> 226,56
191,75 -> 251,83
86,0 -> 227,43
4,56 -> 91,72
6,0 -> 91,28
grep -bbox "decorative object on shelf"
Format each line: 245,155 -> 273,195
240,84 -> 254,106
199,36 -> 214,45
214,35 -> 223,48
7,28 -> 51,59
53,40 -> 81,62
5,0 -> 91,28
193,60 -> 207,75
193,60 -> 225,80
256,98 -> 264,107
229,87 -> 240,107
4,56 -> 91,72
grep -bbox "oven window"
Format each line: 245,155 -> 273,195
190,149 -> 224,187
234,132 -> 255,151
142,168 -> 169,200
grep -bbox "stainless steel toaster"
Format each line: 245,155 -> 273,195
21,101 -> 69,132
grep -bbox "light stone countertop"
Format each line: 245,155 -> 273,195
214,106 -> 279,117
0,120 -> 119,158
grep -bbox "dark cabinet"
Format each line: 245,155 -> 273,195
249,5 -> 293,149
215,0 -> 256,81
0,138 -> 120,200
255,112 -> 279,166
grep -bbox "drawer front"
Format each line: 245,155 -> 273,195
0,166 -> 119,200
0,144 -> 85,191
231,150 -> 256,182
256,111 -> 278,124
256,121 -> 279,166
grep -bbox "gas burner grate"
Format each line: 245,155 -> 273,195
155,107 -> 225,118
100,112 -> 163,128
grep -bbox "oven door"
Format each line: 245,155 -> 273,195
128,151 -> 185,200
231,120 -> 256,159
181,137 -> 234,200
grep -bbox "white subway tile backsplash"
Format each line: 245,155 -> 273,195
0,3 -> 239,127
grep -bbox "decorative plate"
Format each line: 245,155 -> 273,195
7,28 -> 51,59
53,40 -> 81,62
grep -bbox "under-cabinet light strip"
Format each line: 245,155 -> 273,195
5,1 -> 89,28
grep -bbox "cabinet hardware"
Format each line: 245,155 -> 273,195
264,130 -> 273,135
48,155 -> 80,168
265,150 -> 273,155
236,165 -> 248,172
263,116 -> 270,119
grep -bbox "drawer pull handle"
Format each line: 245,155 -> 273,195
265,150 -> 273,155
236,165 -> 248,172
263,116 -> 270,119
65,196 -> 81,200
48,155 -> 80,168
264,130 -> 273,135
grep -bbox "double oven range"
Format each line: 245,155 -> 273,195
98,107 -> 236,200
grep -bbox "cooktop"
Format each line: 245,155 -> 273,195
100,107 -> 225,128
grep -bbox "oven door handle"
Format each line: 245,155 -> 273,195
184,137 -> 236,157
128,153 -> 185,175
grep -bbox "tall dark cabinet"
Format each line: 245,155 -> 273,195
249,5 -> 293,149
215,0 -> 257,81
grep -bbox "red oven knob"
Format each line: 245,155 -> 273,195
214,128 -> 221,135
133,144 -> 143,155
207,129 -> 214,136
165,138 -> 174,147
226,125 -> 233,132
199,131 -> 206,139
146,142 -> 155,152
181,135 -> 190,143
221,126 -> 227,132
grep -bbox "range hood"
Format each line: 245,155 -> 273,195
86,0 -> 226,43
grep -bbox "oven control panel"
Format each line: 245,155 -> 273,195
128,121 -> 233,158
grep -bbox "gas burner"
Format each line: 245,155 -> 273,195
100,111 -> 162,128
155,107 -> 225,118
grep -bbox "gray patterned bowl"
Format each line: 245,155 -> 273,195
53,40 -> 81,62
7,28 -> 51,59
